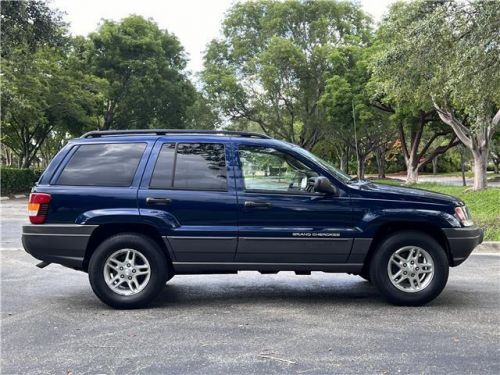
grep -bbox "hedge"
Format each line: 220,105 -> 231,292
1,168 -> 42,196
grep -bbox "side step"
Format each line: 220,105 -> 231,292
36,261 -> 51,269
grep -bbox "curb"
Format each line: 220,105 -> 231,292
475,241 -> 500,252
0,194 -> 29,201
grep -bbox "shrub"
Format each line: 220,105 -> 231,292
1,168 -> 42,196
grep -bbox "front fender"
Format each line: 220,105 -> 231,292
359,208 -> 460,237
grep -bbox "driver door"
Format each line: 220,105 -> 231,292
234,144 -> 353,264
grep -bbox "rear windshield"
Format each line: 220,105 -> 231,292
55,143 -> 146,187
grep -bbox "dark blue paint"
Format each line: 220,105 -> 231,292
33,134 -> 466,264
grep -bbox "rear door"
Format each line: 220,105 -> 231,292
138,138 -> 238,262
234,143 -> 353,264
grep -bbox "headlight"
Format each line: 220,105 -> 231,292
455,206 -> 473,227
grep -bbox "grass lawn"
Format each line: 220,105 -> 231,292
373,180 -> 500,241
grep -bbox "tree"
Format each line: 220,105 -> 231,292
0,0 -> 66,58
86,16 -> 196,130
1,1 -> 102,168
1,46 -> 103,167
369,2 -> 466,184
202,0 -> 371,150
372,0 -> 500,189
321,45 -> 395,179
185,91 -> 220,130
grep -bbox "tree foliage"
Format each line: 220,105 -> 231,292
202,0 -> 371,150
1,3 -> 206,168
0,0 -> 66,58
86,16 -> 196,129
370,0 -> 500,188
320,45 -> 394,178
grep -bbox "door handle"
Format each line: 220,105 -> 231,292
244,201 -> 272,208
146,197 -> 172,205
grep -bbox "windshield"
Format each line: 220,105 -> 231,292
291,146 -> 352,184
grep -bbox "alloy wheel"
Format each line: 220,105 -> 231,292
387,246 -> 434,293
103,249 -> 151,296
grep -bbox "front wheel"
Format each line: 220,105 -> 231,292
88,233 -> 169,309
369,231 -> 449,306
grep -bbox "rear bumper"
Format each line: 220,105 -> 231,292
443,226 -> 484,266
22,224 -> 97,270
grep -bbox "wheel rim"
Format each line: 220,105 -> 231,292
103,249 -> 151,296
387,246 -> 434,293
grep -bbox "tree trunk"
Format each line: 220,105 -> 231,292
472,147 -> 488,190
492,154 -> 499,174
432,156 -> 438,175
405,155 -> 419,184
434,104 -> 499,191
357,154 -> 366,180
460,148 -> 467,187
375,146 -> 386,179
340,147 -> 348,173
345,146 -> 350,175
406,167 -> 418,184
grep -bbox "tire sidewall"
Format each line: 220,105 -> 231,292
89,234 -> 168,309
370,231 -> 449,306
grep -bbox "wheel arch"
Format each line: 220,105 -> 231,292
82,223 -> 173,272
361,222 -> 452,274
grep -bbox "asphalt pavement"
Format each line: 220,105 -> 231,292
1,198 -> 499,374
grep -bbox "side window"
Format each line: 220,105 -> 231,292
238,145 -> 319,193
56,143 -> 146,187
150,143 -> 227,191
150,144 -> 175,189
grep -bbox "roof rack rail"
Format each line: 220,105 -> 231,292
80,129 -> 272,139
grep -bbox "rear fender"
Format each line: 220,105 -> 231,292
76,208 -> 179,233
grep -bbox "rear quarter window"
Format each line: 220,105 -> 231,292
55,143 -> 146,187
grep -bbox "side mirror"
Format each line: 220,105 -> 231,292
313,176 -> 337,195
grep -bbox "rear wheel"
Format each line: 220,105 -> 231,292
369,231 -> 449,306
89,233 -> 170,309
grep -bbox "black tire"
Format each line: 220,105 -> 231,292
369,230 -> 449,306
88,233 -> 170,309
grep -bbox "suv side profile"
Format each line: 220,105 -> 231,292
22,129 -> 483,308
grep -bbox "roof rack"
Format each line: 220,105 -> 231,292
80,129 -> 272,139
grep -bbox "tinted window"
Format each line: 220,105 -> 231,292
238,145 -> 319,193
56,143 -> 146,187
174,143 -> 227,190
150,144 -> 175,189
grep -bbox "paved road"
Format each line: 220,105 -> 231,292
1,199 -> 499,374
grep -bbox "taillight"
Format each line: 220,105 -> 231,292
28,193 -> 51,224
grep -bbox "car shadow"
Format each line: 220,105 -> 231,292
62,273 -> 485,311
151,277 -> 380,308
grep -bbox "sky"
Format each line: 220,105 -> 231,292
51,0 -> 395,76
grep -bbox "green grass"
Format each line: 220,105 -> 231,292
373,180 -> 500,241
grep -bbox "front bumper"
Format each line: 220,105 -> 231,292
443,226 -> 484,266
22,224 -> 97,270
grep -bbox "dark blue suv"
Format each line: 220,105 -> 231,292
22,129 -> 483,308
